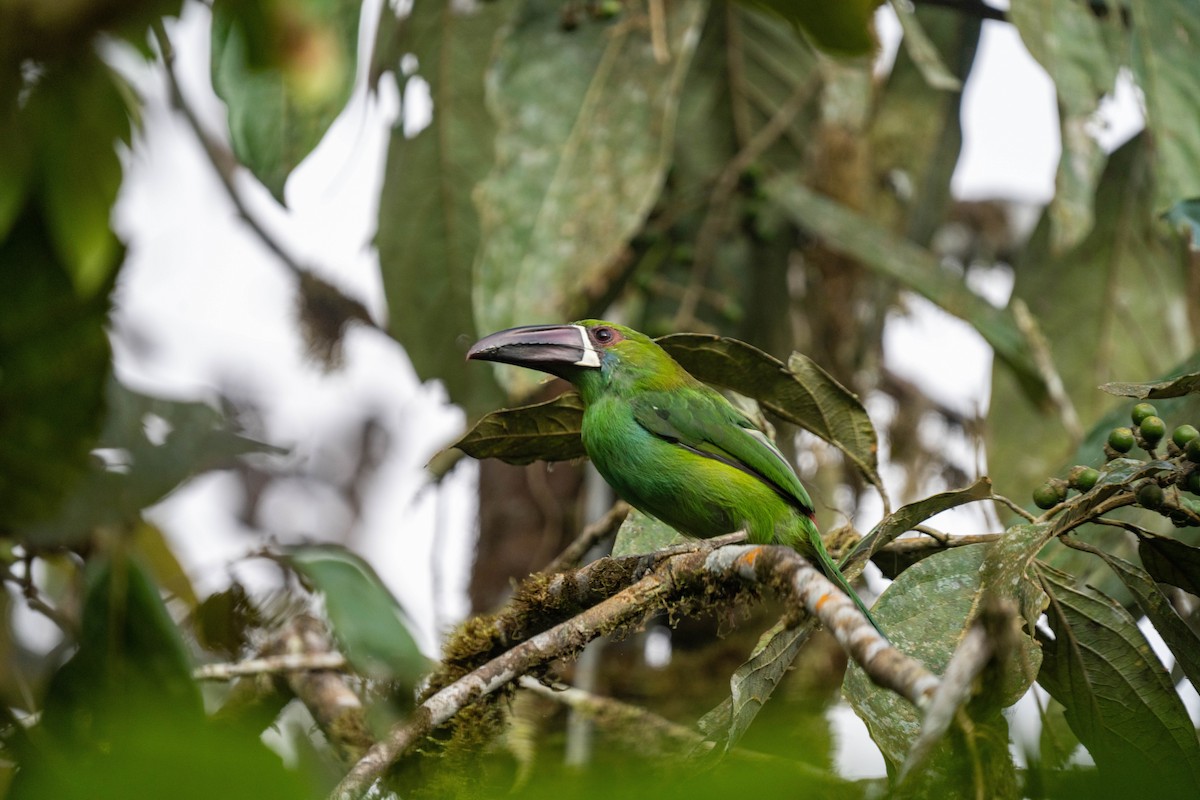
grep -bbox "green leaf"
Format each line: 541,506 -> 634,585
987,134 -> 1189,496
845,535 -> 1044,776
376,0 -> 508,416
14,554 -> 309,800
21,379 -> 281,545
211,0 -> 361,202
1009,0 -> 1115,251
659,334 -> 882,490
722,620 -> 812,750
868,5 -> 978,244
1139,535 -> 1200,596
1084,546 -> 1200,691
1166,197 -> 1200,244
1129,1 -> 1200,212
610,508 -> 687,557
767,177 -> 1050,407
1035,561 -> 1200,794
447,391 -> 586,466
1037,696 -> 1081,772
846,477 -> 993,573
0,97 -> 33,243
734,0 -> 879,56
0,205 -> 112,529
286,545 -> 428,684
132,520 -> 198,608
1101,372 -> 1200,399
888,0 -> 961,91
27,57 -> 129,298
473,0 -> 706,398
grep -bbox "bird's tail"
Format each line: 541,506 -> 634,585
795,515 -> 887,639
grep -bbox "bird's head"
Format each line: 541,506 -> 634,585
467,320 -> 687,401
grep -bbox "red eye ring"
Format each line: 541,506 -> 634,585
594,327 -> 614,343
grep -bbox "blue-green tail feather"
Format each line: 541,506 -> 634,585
792,516 -> 886,639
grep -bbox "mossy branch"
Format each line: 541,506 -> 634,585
331,542 -> 941,800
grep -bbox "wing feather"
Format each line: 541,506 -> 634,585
630,390 -> 815,515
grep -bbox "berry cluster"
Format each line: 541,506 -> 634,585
1032,402 -> 1200,525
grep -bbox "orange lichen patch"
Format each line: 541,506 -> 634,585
737,546 -> 764,568
815,592 -> 833,613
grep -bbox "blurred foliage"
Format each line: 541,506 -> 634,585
3,0 -> 1200,798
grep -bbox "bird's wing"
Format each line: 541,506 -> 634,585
630,389 -> 815,515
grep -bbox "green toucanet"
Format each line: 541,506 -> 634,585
468,320 -> 881,633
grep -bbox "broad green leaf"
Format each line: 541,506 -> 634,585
845,535 -> 1044,780
22,379 -> 281,545
1035,561 -> 1200,793
869,5 -> 978,244
447,391 -> 586,466
1129,1 -> 1200,212
1101,372 -> 1200,399
734,0 -> 879,56
1037,696 -> 1081,772
722,619 -> 813,750
13,557 -> 308,800
1085,546 -> 1200,690
132,520 -> 198,608
474,0 -> 706,397
1010,0 -> 1115,251
0,206 -> 112,529
888,0 -> 961,91
376,0 -> 508,416
767,177 -> 1050,407
1139,535 -> 1200,596
658,334 -> 882,490
987,135 -> 1189,497
0,95 -> 33,243
286,545 -> 428,684
610,508 -> 687,557
845,477 -> 993,574
211,0 -> 361,202
26,57 -> 129,298
191,582 -> 263,660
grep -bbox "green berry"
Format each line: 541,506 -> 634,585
1132,402 -> 1158,426
1138,415 -> 1166,446
1136,482 -> 1164,510
1185,470 -> 1200,495
1033,482 -> 1066,509
1067,466 -> 1100,493
1188,437 -> 1200,463
1174,425 -> 1200,449
1108,427 -> 1135,453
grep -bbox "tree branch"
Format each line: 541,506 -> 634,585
194,651 -> 349,680
331,542 -> 940,800
542,501 -> 630,574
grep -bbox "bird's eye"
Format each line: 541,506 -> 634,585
594,327 -> 614,343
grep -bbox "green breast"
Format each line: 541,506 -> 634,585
581,397 -> 792,542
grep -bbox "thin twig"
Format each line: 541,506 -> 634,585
194,651 -> 349,681
2,559 -> 77,636
913,524 -> 949,544
519,676 -> 704,752
991,492 -> 1036,522
543,501 -> 630,574
878,533 -> 1002,556
1012,299 -> 1082,443
647,0 -> 669,64
1091,516 -> 1160,539
151,22 -> 379,334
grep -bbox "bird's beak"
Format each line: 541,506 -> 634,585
467,324 -> 600,373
